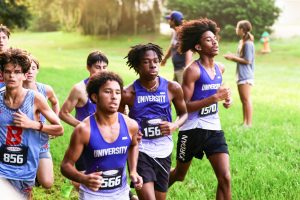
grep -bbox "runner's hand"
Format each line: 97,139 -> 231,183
82,171 -> 102,191
159,121 -> 177,135
13,110 -> 34,129
130,173 -> 143,190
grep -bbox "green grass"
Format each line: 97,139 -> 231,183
10,32 -> 300,200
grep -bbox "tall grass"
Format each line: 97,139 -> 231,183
10,32 -> 300,200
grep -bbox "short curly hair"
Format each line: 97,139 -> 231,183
86,71 -> 123,104
125,43 -> 163,74
177,18 -> 220,53
0,48 -> 31,73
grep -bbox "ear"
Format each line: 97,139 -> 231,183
23,72 -> 28,81
195,44 -> 202,51
91,93 -> 97,103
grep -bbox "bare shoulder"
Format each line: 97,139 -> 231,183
184,61 -> 200,81
73,117 -> 91,143
68,81 -> 86,99
33,90 -> 47,103
122,113 -> 138,133
167,80 -> 182,93
215,61 -> 225,74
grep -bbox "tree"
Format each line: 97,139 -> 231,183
0,0 -> 31,29
167,0 -> 280,40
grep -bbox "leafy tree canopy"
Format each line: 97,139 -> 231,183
167,0 -> 280,40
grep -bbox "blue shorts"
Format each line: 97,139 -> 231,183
7,179 -> 35,198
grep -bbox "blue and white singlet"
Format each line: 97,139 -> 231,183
0,89 -> 41,181
80,113 -> 131,196
180,61 -> 222,131
129,76 -> 173,158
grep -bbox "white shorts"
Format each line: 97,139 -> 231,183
79,185 -> 130,200
237,79 -> 254,86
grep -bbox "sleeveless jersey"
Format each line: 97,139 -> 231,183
0,89 -> 41,181
75,78 -> 96,121
36,82 -> 49,153
129,76 -> 173,158
80,113 -> 131,196
180,61 -> 222,131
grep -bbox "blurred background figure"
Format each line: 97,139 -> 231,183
224,20 -> 255,127
260,31 -> 271,53
161,11 -> 192,85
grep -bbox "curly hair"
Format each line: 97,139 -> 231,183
86,71 -> 123,104
125,43 -> 163,74
0,48 -> 31,73
177,18 -> 220,54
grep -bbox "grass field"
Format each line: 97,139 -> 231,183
10,32 -> 300,200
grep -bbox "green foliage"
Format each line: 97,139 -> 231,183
28,0 -> 61,32
0,0 -> 31,29
167,0 -> 280,40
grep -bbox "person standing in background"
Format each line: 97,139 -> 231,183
161,11 -> 193,85
224,20 -> 255,127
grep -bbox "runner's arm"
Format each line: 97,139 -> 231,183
59,86 -> 81,127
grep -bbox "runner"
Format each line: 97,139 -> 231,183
0,48 -> 63,199
59,50 -> 108,174
120,43 -> 187,200
23,55 -> 59,189
61,71 -> 143,200
168,18 -> 232,200
0,24 -> 11,88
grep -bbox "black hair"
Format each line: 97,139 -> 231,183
177,18 -> 220,53
86,71 -> 123,104
87,50 -> 108,67
125,43 -> 163,74
0,48 -> 31,73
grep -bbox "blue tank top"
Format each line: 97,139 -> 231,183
81,113 -> 131,195
180,61 -> 222,131
0,89 -> 41,181
36,83 -> 50,152
129,76 -> 173,158
75,78 -> 96,121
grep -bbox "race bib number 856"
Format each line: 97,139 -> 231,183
0,145 -> 28,166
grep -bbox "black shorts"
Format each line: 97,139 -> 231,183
176,128 -> 229,163
136,152 -> 171,192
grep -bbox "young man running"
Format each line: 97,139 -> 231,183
61,71 -> 143,200
168,18 -> 232,200
23,55 -> 60,189
0,48 -> 63,199
120,43 -> 187,200
59,50 -> 108,173
0,24 -> 11,88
